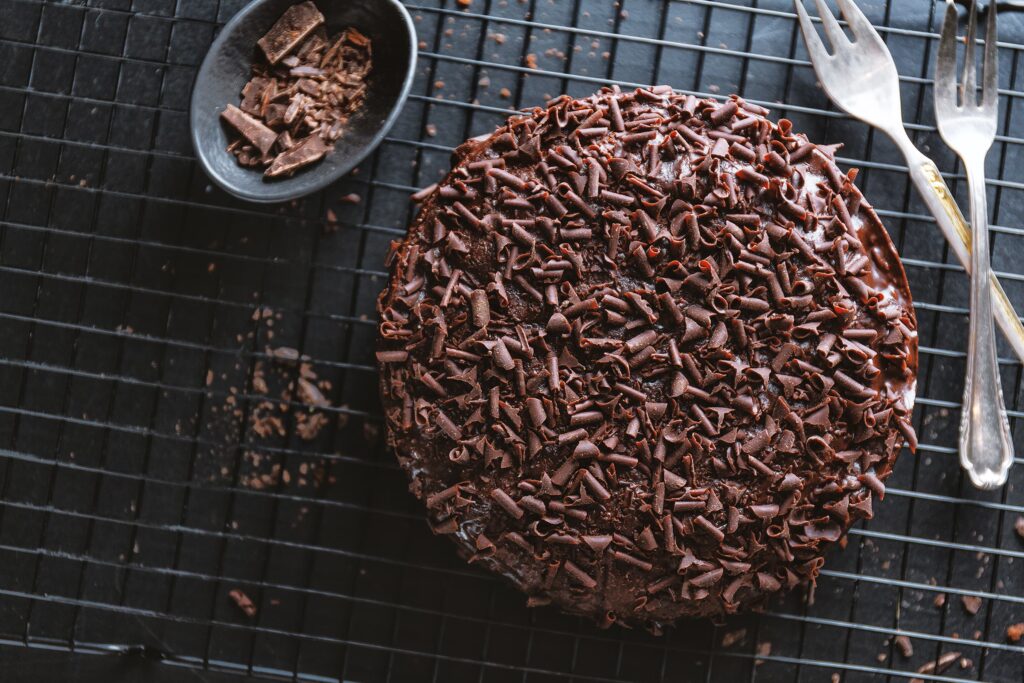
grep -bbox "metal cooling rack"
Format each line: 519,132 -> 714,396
0,0 -> 1023,681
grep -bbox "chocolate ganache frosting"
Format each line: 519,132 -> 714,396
377,86 -> 918,629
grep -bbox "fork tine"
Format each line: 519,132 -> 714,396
982,3 -> 999,109
794,1 -> 834,66
833,0 -> 884,44
811,0 -> 848,52
963,0 -> 979,106
936,0 -> 960,108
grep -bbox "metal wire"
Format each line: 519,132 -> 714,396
0,0 -> 1023,681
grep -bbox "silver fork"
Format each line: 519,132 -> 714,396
794,0 -> 1017,488
935,0 -> 1013,489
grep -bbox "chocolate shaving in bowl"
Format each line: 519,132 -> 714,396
221,1 -> 372,179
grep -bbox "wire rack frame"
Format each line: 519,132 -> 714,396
0,0 -> 1023,681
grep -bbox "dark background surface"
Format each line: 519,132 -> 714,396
1,0 -> 1024,681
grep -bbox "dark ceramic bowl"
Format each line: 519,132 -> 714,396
191,0 -> 416,204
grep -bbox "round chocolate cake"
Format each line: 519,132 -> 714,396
377,87 -> 917,629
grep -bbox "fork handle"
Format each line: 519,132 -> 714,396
958,156 -> 1014,489
893,135 -> 1024,365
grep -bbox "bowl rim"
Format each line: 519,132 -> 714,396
189,0 -> 418,204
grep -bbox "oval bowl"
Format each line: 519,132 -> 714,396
191,0 -> 417,204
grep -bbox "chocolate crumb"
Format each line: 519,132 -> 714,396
894,634 -> 913,658
338,192 -> 361,204
961,595 -> 982,615
224,7 -> 373,179
721,628 -> 746,648
229,589 -> 257,618
270,346 -> 301,363
1007,622 -> 1024,642
933,593 -> 946,608
378,87 -> 918,629
1015,516 -> 1024,541
296,412 -> 330,440
221,104 -> 277,155
910,651 -> 961,682
755,641 -> 771,665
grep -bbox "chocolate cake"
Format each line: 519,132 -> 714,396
376,86 -> 917,629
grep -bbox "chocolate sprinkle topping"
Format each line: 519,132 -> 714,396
378,87 -> 917,629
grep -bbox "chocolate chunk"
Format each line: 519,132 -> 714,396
265,135 -> 329,178
221,104 -> 278,155
257,1 -> 325,64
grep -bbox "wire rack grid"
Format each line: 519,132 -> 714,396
0,0 -> 1023,681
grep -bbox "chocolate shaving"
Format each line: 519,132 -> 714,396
229,588 -> 257,618
911,651 -> 961,682
490,488 -> 524,519
894,634 -> 913,658
225,9 -> 372,178
563,560 -> 597,588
